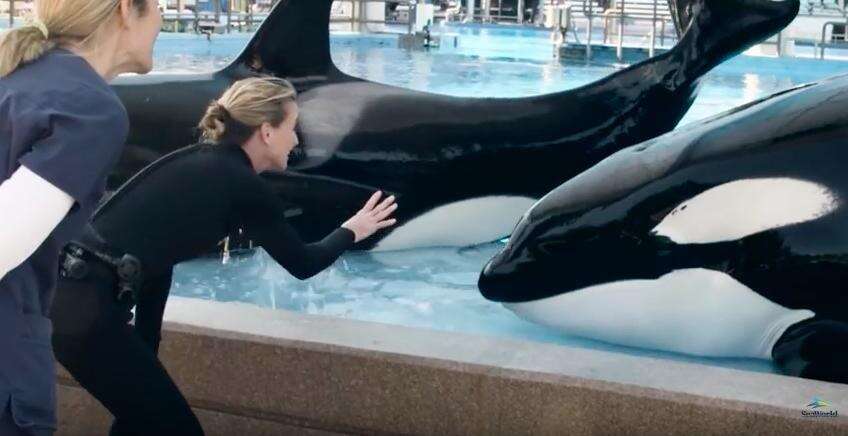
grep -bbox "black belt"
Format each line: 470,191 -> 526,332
60,226 -> 143,304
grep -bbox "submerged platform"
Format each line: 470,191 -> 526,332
57,297 -> 848,435
557,43 -> 671,63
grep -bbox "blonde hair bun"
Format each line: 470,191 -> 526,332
199,101 -> 230,142
198,76 -> 298,145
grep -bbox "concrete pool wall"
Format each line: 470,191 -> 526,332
56,297 -> 848,435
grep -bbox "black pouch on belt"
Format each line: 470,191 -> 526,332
60,225 -> 144,305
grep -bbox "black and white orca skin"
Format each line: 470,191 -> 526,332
111,0 -> 799,250
478,74 -> 848,378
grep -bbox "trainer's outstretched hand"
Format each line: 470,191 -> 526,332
342,191 -> 398,243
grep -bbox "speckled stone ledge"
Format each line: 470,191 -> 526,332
57,297 -> 848,435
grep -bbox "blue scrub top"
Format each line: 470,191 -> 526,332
0,48 -> 128,431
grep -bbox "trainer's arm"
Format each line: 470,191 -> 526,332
0,166 -> 74,280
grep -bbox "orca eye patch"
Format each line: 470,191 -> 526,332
651,178 -> 839,244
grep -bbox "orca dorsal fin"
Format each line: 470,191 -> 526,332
228,0 -> 337,78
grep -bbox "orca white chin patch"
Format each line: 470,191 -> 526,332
371,196 -> 537,252
504,268 -> 814,359
652,178 -> 838,244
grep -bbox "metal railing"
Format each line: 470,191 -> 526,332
805,0 -> 848,17
479,0 -> 527,24
547,0 -> 675,61
158,0 -> 394,34
602,0 -> 672,58
160,9 -> 269,34
818,20 -> 848,58
550,2 -> 597,59
332,0 -> 411,28
3,0 -> 34,28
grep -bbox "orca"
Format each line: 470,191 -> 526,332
478,73 -> 848,384
111,0 -> 799,250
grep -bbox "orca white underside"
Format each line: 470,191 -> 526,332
652,178 -> 838,244
372,196 -> 537,252
505,268 -> 814,359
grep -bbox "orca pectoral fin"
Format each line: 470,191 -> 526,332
261,171 -> 397,241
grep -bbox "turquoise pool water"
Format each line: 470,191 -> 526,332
164,25 -> 848,375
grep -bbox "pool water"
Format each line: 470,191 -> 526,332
164,25 -> 848,374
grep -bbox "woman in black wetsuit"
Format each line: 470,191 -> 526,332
50,77 -> 398,436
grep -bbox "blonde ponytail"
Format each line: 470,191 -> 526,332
0,0 -> 150,78
0,24 -> 53,77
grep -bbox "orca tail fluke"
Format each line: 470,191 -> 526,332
679,0 -> 799,78
666,0 -> 692,37
226,0 -> 338,78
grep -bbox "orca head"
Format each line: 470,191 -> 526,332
477,75 -> 848,304
476,126 -> 694,303
478,175 -> 665,304
478,125 -> 843,304
479,169 -> 842,304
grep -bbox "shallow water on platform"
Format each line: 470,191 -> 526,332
172,243 -> 778,374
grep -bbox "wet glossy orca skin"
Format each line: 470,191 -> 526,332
111,0 -> 799,250
479,74 -> 848,383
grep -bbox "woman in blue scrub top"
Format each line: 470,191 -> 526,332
0,1 -> 161,434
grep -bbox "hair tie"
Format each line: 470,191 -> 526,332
215,101 -> 232,122
25,17 -> 49,39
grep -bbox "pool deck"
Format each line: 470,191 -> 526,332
57,297 -> 848,435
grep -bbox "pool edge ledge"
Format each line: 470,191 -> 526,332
58,297 -> 848,435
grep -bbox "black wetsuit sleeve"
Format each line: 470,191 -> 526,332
253,221 -> 354,280
235,175 -> 355,280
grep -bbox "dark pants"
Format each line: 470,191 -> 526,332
0,405 -> 52,436
49,261 -> 202,436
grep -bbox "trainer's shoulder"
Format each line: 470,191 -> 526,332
0,49 -> 128,130
193,143 -> 255,173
